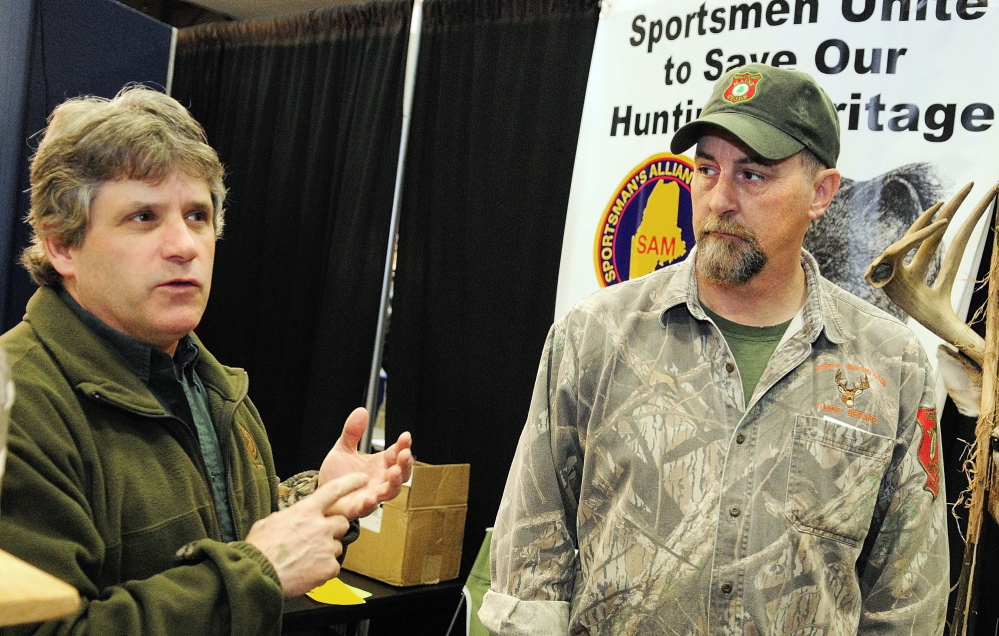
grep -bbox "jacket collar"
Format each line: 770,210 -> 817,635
658,248 -> 853,346
189,331 -> 248,405
25,287 -> 246,409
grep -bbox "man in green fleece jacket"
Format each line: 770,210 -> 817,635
0,85 -> 414,635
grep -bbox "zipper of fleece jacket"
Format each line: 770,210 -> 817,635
202,375 -> 247,541
86,389 -> 228,542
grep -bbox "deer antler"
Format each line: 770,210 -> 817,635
865,182 -> 999,367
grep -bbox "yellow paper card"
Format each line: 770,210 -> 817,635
306,578 -> 370,605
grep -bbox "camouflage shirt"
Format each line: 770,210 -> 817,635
481,251 -> 948,636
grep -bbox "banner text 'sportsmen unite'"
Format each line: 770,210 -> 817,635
630,0 -> 986,54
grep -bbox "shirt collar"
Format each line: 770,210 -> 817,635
658,247 -> 852,345
57,287 -> 200,383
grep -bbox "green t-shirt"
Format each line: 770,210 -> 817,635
701,304 -> 792,405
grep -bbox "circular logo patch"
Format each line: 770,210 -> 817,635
594,153 -> 695,287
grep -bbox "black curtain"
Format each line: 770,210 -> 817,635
170,0 -> 602,588
386,0 -> 600,578
171,3 -> 409,477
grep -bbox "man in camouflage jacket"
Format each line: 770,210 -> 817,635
481,64 -> 948,635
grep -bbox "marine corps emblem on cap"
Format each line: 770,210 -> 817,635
723,72 -> 762,104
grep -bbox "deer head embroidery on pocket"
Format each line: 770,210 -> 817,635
836,369 -> 870,408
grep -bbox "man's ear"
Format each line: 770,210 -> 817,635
42,235 -> 76,279
808,168 -> 841,221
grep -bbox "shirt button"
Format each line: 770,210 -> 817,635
721,583 -> 733,594
730,507 -> 741,517
736,433 -> 746,444
725,362 -> 735,373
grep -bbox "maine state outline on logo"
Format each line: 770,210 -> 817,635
594,153 -> 695,287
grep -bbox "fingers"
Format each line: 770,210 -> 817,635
328,514 -> 350,548
382,431 -> 413,468
375,440 -> 413,499
375,465 -> 402,495
325,487 -> 379,519
395,445 -> 414,481
307,472 -> 368,515
371,461 -> 412,503
396,430 -> 413,449
390,430 -> 412,453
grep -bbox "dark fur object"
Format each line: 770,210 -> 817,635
805,163 -> 946,320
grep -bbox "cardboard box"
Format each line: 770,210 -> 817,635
343,461 -> 470,586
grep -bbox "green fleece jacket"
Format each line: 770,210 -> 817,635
0,287 -> 285,635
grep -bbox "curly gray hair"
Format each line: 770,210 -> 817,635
21,85 -> 226,286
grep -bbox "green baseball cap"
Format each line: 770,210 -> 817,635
670,64 -> 840,168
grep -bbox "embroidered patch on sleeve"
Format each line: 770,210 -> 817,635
917,408 -> 941,498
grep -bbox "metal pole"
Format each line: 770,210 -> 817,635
361,0 -> 424,454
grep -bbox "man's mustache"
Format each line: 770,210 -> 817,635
699,218 -> 758,243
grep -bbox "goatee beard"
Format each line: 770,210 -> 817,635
694,218 -> 767,285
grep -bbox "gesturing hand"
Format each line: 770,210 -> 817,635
318,407 -> 414,519
245,472 -> 372,598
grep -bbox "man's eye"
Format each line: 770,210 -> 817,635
134,211 -> 155,222
187,210 -> 209,222
743,171 -> 764,182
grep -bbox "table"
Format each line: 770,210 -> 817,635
283,569 -> 464,635
0,549 -> 80,626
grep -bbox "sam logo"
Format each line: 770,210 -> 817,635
594,153 -> 695,287
723,72 -> 762,104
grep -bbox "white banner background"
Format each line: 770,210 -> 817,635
557,0 -> 999,376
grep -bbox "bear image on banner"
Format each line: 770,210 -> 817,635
805,162 -> 947,320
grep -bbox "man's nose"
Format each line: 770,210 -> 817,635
161,214 -> 198,261
707,174 -> 739,214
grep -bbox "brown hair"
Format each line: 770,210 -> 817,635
21,85 -> 226,286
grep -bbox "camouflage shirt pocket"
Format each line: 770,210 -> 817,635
785,415 -> 894,547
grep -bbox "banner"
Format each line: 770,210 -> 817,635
556,0 -> 998,365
